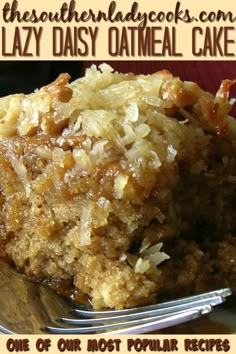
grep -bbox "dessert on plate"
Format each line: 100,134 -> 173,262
0,64 -> 236,309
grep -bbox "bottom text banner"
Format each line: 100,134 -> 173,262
0,335 -> 235,354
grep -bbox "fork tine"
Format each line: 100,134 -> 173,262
0,324 -> 15,334
109,305 -> 212,335
45,305 -> 212,334
44,288 -> 232,335
61,295 -> 224,325
72,288 -> 231,318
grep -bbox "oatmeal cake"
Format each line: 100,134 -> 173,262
0,64 -> 236,309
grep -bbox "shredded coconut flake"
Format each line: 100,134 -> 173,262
135,258 -> 150,274
114,173 -> 129,199
138,242 -> 170,269
8,152 -> 31,197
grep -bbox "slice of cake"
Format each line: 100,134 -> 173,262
0,64 -> 236,309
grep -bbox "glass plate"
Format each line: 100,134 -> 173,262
0,260 -> 235,334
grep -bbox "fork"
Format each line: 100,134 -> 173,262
0,261 -> 232,334
45,288 -> 232,334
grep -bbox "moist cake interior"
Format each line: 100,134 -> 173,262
0,64 -> 236,309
